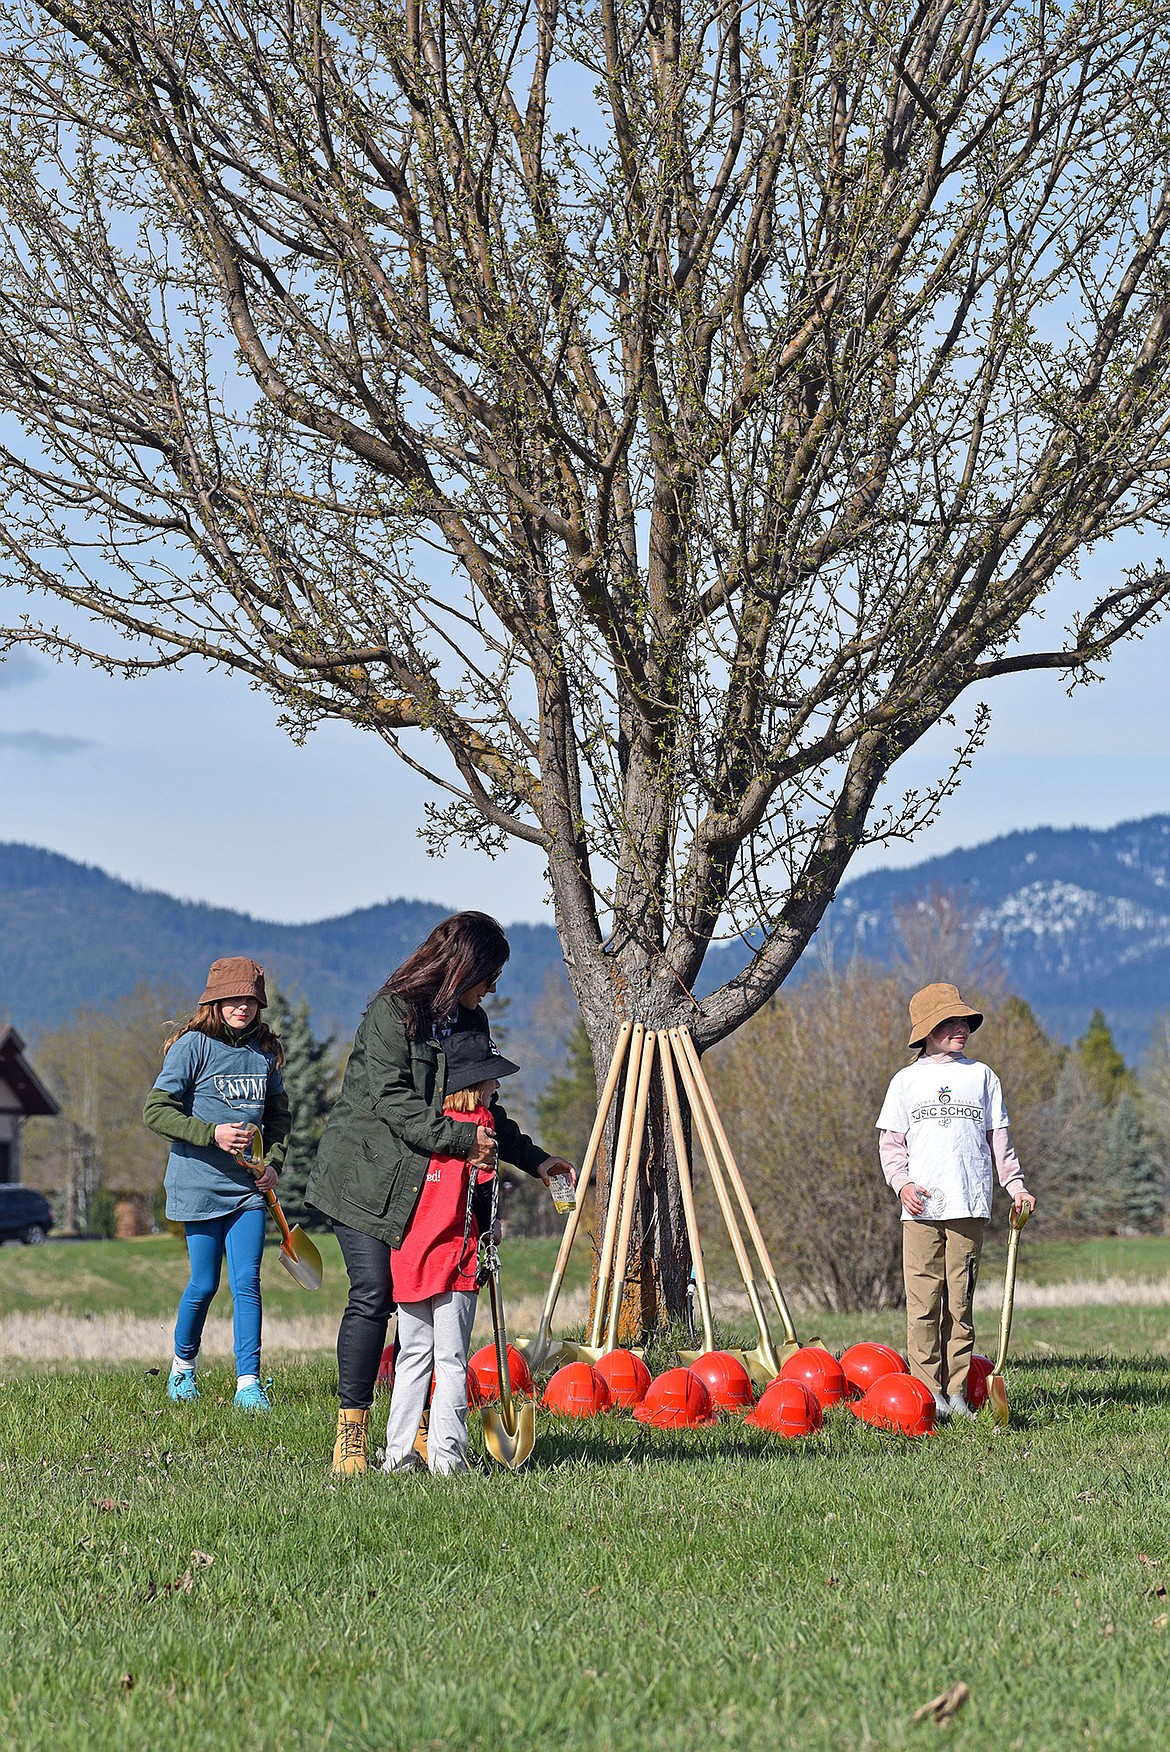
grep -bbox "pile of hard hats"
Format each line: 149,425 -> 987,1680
532,1339 -> 997,1440
406,1335 -> 987,1442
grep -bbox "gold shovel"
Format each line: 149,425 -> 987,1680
988,1201 -> 1030,1427
235,1125 -> 324,1292
661,1038 -> 716,1360
481,1246 -> 536,1469
518,1022 -> 634,1372
564,1025 -> 649,1365
668,1032 -> 782,1385
673,1031 -> 803,1364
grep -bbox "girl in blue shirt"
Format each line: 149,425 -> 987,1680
144,957 -> 290,1411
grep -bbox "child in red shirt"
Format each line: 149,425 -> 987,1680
382,1028 -> 520,1476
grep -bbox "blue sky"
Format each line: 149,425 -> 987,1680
3,543 -> 1169,926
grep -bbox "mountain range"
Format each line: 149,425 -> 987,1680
2,816 -> 1167,1060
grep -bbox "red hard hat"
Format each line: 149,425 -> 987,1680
687,1351 -> 755,1411
745,1377 -> 822,1438
594,1348 -> 652,1408
855,1372 -> 937,1436
542,1362 -> 612,1418
779,1346 -> 848,1409
467,1342 -> 534,1402
839,1342 -> 909,1400
632,1367 -> 716,1428
965,1355 -> 994,1411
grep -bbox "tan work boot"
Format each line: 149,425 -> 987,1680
332,1407 -> 369,1476
413,1408 -> 430,1468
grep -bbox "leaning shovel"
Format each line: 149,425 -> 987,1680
480,1243 -> 536,1470
988,1201 -> 1030,1427
235,1124 -> 323,1292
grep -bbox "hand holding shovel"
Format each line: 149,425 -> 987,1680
233,1124 -> 324,1292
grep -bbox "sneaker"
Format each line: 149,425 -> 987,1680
947,1393 -> 976,1420
933,1392 -> 951,1421
234,1378 -> 272,1413
167,1366 -> 199,1403
382,1451 -> 427,1476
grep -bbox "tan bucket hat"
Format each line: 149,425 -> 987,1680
199,956 -> 268,1008
907,982 -> 982,1050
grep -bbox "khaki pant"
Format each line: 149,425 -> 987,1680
902,1217 -> 985,1397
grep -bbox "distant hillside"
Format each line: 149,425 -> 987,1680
2,818 -> 1167,1061
0,843 -> 565,1043
820,816 -> 1170,1058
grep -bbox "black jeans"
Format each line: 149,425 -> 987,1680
334,1221 -> 396,1410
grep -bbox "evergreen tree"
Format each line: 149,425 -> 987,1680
1076,1009 -> 1134,1108
1102,1090 -> 1163,1232
268,989 -> 336,1228
1032,1054 -> 1112,1233
536,1021 -> 597,1169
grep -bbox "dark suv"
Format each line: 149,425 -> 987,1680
0,1185 -> 54,1244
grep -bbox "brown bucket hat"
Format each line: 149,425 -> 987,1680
200,956 -> 268,1008
907,982 -> 982,1050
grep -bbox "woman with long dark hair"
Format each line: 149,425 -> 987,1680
307,911 -> 574,1474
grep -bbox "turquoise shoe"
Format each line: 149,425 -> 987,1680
167,1366 -> 199,1404
234,1378 -> 272,1413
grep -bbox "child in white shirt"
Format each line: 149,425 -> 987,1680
876,983 -> 1036,1419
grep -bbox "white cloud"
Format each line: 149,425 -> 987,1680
0,729 -> 94,756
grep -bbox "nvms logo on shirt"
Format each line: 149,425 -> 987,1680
213,1074 -> 267,1106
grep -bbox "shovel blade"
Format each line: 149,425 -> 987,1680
482,1400 -> 536,1469
744,1346 -> 783,1387
559,1340 -> 643,1365
988,1372 -> 1010,1428
515,1332 -> 567,1373
277,1227 -> 323,1291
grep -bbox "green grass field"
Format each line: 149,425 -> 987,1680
3,1229 -> 1169,1323
2,1238 -> 1170,1749
0,1232 -> 589,1323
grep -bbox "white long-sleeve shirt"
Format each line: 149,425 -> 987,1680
876,1051 -> 1025,1221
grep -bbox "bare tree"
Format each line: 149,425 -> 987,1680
706,962 -> 911,1312
4,1 -> 1170,1318
23,983 -> 184,1229
892,886 -> 1005,998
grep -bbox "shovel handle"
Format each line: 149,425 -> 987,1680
233,1126 -> 296,1255
675,1031 -> 799,1347
532,1022 -> 632,1350
992,1203 -> 1030,1375
668,1032 -> 779,1373
263,1186 -> 297,1253
604,1033 -> 656,1353
487,1268 -> 518,1437
660,1034 -> 716,1354
589,1025 -> 647,1347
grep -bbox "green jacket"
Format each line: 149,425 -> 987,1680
306,993 -> 547,1248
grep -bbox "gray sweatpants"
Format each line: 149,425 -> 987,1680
384,1290 -> 478,1475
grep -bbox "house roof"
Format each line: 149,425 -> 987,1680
0,1026 -> 61,1117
